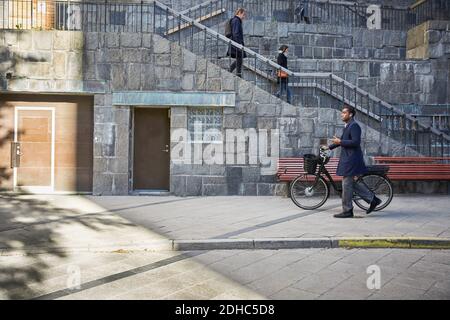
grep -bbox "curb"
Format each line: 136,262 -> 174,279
173,238 -> 338,250
337,237 -> 450,249
174,237 -> 450,250
2,237 -> 450,255
0,240 -> 174,256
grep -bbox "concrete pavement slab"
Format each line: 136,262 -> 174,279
87,195 -> 450,247
270,287 -> 321,300
1,194 -> 450,299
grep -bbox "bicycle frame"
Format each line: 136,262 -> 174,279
314,161 -> 342,195
310,153 -> 390,201
290,148 -> 394,211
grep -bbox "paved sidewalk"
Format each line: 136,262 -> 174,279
1,194 -> 450,254
1,194 -> 449,300
0,194 -> 174,255
1,248 -> 449,300
90,194 -> 450,241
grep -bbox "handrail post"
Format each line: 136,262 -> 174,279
165,7 -> 168,36
203,28 -> 207,59
366,93 -> 370,127
153,1 -> 156,34
379,102 -> 383,153
31,0 -> 34,29
178,11 -> 181,45
413,118 -> 418,154
104,0 -> 107,32
329,74 -> 333,94
428,127 -> 432,156
216,33 -> 219,59
403,114 -> 407,150
140,0 -> 143,32
191,11 -> 195,52
254,54 -> 257,85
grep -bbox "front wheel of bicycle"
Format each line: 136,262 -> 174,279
353,174 -> 393,211
290,174 -> 330,210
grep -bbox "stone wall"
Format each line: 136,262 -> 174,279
225,0 -> 416,24
407,20 -> 450,60
233,20 -> 408,60
1,29 -> 445,195
207,19 -> 449,106
214,54 -> 449,106
287,58 -> 449,105
0,30 -> 235,195
1,30 -> 291,196
0,31 -> 89,92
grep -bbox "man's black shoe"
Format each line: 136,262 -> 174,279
366,196 -> 382,214
334,210 -> 353,218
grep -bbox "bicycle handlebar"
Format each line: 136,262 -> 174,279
319,146 -> 331,162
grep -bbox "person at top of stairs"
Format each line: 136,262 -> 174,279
227,8 -> 246,78
295,0 -> 311,24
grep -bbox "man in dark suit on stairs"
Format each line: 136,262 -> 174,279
227,8 -> 246,78
326,104 -> 382,218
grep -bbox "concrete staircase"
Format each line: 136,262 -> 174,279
157,0 -> 450,156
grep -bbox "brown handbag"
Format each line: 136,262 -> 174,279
277,70 -> 288,78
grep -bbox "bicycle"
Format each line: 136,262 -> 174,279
289,147 -> 394,211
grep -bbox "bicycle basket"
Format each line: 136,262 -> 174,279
303,154 -> 319,174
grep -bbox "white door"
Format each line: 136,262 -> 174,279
13,107 -> 55,193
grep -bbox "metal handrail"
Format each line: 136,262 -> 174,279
179,0 -> 222,15
0,0 -> 448,155
0,0 -> 445,31
169,0 -> 224,19
155,0 -> 450,145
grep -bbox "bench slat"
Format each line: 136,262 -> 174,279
277,157 -> 450,182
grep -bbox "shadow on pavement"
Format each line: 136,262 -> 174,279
0,194 -> 132,299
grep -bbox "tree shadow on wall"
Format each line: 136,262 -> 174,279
0,130 -> 14,186
1,31 -> 50,183
1,31 -> 48,90
0,102 -> 18,190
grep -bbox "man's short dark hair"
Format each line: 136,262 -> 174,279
343,105 -> 356,117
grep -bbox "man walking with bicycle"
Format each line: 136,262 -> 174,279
325,105 -> 381,218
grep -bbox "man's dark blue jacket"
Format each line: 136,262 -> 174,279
227,16 -> 246,58
329,118 -> 367,177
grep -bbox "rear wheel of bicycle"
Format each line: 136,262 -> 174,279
353,174 -> 393,211
290,174 -> 329,210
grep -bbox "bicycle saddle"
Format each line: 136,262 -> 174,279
366,165 -> 390,174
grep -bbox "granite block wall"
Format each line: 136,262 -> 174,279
286,58 -> 449,105
205,18 -> 450,106
407,20 -> 450,60
1,29 -> 447,195
237,20 -> 408,60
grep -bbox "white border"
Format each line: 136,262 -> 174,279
14,106 -> 56,193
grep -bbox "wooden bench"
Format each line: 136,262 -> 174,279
276,157 -> 342,182
276,156 -> 450,183
373,157 -> 450,181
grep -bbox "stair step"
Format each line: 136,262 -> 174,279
166,8 -> 226,35
155,0 -> 450,156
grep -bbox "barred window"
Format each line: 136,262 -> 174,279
187,108 -> 223,143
